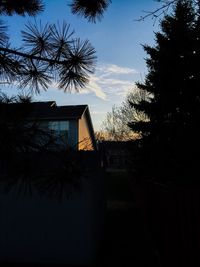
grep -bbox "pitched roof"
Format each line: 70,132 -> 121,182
31,102 -> 88,120
3,101 -> 88,120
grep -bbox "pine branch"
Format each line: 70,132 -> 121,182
69,0 -> 111,22
0,0 -> 44,16
0,46 -> 68,65
0,21 -> 97,93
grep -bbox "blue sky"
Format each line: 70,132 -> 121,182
1,0 -> 163,130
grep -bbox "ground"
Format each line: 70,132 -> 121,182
96,171 -> 159,267
3,169 -> 196,267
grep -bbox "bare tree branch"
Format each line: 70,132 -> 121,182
135,0 -> 176,22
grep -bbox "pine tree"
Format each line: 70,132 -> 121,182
129,0 -> 200,182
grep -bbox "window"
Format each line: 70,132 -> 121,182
49,121 -> 69,146
39,120 -> 69,148
48,121 -> 69,133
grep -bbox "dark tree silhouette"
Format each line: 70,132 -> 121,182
0,1 -> 95,198
70,0 -> 111,22
129,0 -> 200,182
0,93 -> 82,199
0,1 -> 96,93
0,0 -> 110,21
69,0 -> 199,22
0,0 -> 44,16
0,93 -> 56,157
0,1 -> 197,95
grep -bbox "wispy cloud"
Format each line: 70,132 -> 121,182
107,64 -> 137,74
98,64 -> 138,76
85,63 -> 139,100
85,76 -> 107,100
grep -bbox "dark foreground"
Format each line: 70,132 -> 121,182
97,172 -> 200,267
95,171 -> 159,267
1,171 -> 200,267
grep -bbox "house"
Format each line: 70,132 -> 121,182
0,101 -> 106,266
4,101 -> 97,151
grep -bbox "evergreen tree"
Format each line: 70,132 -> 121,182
129,0 -> 200,182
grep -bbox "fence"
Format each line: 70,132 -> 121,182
138,180 -> 200,267
0,151 -> 106,266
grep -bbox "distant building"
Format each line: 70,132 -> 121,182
4,101 -> 97,151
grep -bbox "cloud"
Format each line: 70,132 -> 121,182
99,78 -> 132,86
85,63 -> 139,100
86,76 -> 107,100
98,64 -> 138,76
107,64 -> 137,74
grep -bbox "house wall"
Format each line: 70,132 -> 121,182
68,120 -> 78,149
78,115 -> 94,150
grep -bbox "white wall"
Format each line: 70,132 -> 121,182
0,171 -> 106,266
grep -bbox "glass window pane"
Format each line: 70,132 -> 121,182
48,121 -> 69,131
48,121 -> 59,131
59,121 -> 69,130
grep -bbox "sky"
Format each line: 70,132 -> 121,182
1,0 -> 163,130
